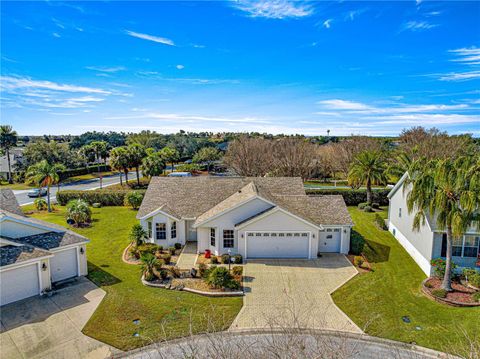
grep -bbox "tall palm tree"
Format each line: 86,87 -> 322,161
0,125 -> 18,184
141,152 -> 165,178
386,151 -> 413,181
406,156 -> 480,291
348,150 -> 387,204
26,160 -> 65,212
110,147 -> 130,185
127,144 -> 146,186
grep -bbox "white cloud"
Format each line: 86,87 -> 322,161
52,32 -> 61,38
176,64 -> 185,70
373,113 -> 480,125
104,112 -> 271,124
233,0 -> 313,19
448,47 -> 480,65
1,76 -> 111,94
323,19 -> 333,29
318,99 -> 373,111
125,30 -> 175,46
402,21 -> 437,32
438,71 -> 480,82
86,66 -> 126,73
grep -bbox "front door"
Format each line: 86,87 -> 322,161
186,220 -> 197,241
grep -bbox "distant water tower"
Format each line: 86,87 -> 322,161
327,129 -> 330,136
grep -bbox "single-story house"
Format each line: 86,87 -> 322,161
0,189 -> 89,306
137,177 -> 353,260
387,173 -> 480,276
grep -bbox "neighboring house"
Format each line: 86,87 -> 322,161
137,177 -> 353,260
0,190 -> 88,306
388,173 -> 480,276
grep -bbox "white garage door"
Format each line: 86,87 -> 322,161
50,248 -> 78,282
0,264 -> 40,306
319,229 -> 341,252
247,232 -> 310,259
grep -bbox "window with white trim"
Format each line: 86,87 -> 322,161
223,230 -> 234,248
171,221 -> 177,239
441,234 -> 480,258
452,237 -> 463,257
210,228 -> 216,246
147,222 -> 152,238
156,223 -> 166,240
463,235 -> 480,257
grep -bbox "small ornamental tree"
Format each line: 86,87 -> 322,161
124,191 -> 144,210
129,224 -> 147,246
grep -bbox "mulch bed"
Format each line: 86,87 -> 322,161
346,254 -> 371,273
423,277 -> 479,306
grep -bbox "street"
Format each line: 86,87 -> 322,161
13,171 -> 140,206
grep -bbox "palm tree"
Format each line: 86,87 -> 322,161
348,150 -> 387,204
66,199 -> 92,226
0,125 -> 18,184
386,151 -> 413,181
127,144 -> 146,186
406,156 -> 480,291
159,146 -> 180,173
25,160 -> 65,212
110,147 -> 130,185
192,147 -> 222,173
141,152 -> 165,178
140,253 -> 161,281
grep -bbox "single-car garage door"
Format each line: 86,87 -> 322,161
247,232 -> 310,259
319,229 -> 341,252
0,263 -> 40,306
50,248 -> 78,282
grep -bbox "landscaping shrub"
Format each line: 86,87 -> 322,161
66,199 -> 91,226
424,281 -> 433,289
363,205 -> 373,212
158,245 -> 164,251
357,202 -> 367,210
233,254 -> 243,264
124,191 -> 144,210
232,266 -> 243,276
211,256 -> 219,264
205,266 -> 238,289
57,189 -> 146,206
467,272 -> 480,289
140,253 -> 161,281
58,164 -> 111,180
129,224 -> 147,246
350,231 -> 365,255
92,202 -> 102,208
431,288 -> 447,298
198,263 -> 208,278
374,213 -> 387,230
159,269 -> 168,280
431,258 -> 457,278
174,243 -> 182,250
168,246 -> 176,255
307,189 -> 390,206
372,202 -> 380,209
34,198 -> 47,211
353,256 -> 364,267
221,254 -> 231,264
137,243 -> 160,257
162,253 -> 172,265
473,292 -> 480,303
168,266 -> 181,278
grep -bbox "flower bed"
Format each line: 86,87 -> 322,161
422,277 -> 480,307
124,243 -> 180,265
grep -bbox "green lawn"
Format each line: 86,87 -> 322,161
332,207 -> 480,354
25,205 -> 243,351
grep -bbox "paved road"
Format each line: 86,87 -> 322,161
14,171 -> 140,206
120,330 -> 449,359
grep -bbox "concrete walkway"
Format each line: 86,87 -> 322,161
230,255 -> 360,333
0,277 -> 118,359
176,242 -> 198,269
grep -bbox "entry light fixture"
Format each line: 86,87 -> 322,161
80,247 -> 85,255
42,263 -> 48,271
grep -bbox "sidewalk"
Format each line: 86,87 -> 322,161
176,242 -> 198,269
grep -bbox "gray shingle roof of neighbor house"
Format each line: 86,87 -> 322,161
0,189 -> 24,216
0,243 -> 52,266
138,176 -> 353,227
10,231 -> 89,250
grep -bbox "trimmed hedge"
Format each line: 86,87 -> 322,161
307,188 -> 390,206
57,189 -> 146,206
59,165 -> 111,180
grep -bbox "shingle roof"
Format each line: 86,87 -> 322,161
137,176 -> 305,219
0,244 -> 51,266
11,231 -> 88,250
0,189 -> 24,216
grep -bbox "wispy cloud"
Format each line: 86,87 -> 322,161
232,0 -> 313,20
323,19 -> 333,29
104,112 -> 272,124
434,46 -> 480,82
125,30 -> 175,46
449,47 -> 480,66
401,20 -> 438,32
1,76 -> 111,94
176,64 -> 185,70
86,66 -> 126,73
438,71 -> 480,82
318,99 -> 373,111
52,32 -> 61,38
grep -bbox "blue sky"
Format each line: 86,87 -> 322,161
1,1 -> 479,136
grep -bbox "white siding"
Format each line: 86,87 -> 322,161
140,214 -> 185,247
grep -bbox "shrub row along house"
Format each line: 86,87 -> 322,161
0,190 -> 88,305
388,173 -> 480,276
137,177 -> 353,259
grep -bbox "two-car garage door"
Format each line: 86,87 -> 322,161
246,232 -> 310,259
0,263 -> 40,306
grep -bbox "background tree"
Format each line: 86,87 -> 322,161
88,140 -> 109,166
141,152 -> 165,177
159,146 -> 180,173
223,136 -> 274,176
406,156 -> 480,291
192,147 -> 222,173
127,144 -> 146,185
110,147 -> 130,185
348,151 -> 387,204
271,138 -> 317,180
0,125 -> 18,183
25,160 -> 65,212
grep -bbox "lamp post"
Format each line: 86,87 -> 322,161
227,249 -> 231,272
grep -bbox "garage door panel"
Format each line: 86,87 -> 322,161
1,264 -> 40,306
247,232 -> 309,259
50,248 -> 78,282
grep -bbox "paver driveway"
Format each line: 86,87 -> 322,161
0,277 -> 117,359
230,254 -> 361,333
